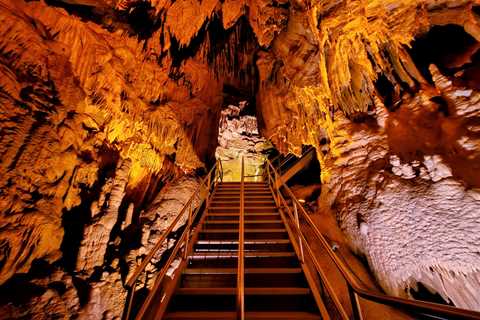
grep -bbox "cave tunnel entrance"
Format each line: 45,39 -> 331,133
215,84 -> 274,182
408,24 -> 480,87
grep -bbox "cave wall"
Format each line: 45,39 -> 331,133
0,0 -> 286,318
0,0 -> 222,318
257,0 -> 480,310
1,0 -> 480,318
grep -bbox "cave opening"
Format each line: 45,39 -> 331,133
408,24 -> 480,82
409,282 -> 452,306
215,85 -> 273,181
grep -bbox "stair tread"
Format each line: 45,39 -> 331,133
204,220 -> 281,224
196,239 -> 290,245
214,196 -> 272,197
191,252 -> 295,257
176,287 -> 310,295
209,206 -> 277,209
215,191 -> 271,193
217,186 -> 269,188
164,311 -> 321,319
183,267 -> 302,274
211,201 -> 275,203
207,213 -> 279,216
201,229 -> 286,233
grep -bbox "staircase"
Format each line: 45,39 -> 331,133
125,156 -> 480,320
272,147 -> 316,187
163,181 -> 322,320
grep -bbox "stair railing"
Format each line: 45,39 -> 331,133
265,159 -> 480,320
237,156 -> 246,320
123,161 -> 223,320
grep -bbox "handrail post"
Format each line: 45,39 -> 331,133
348,285 -> 363,320
237,156 -> 245,320
206,170 -> 212,206
124,283 -> 135,320
275,172 -> 281,205
183,200 -> 193,259
266,160 -> 270,184
293,201 -> 304,263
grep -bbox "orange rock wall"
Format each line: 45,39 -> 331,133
1,0 -> 480,317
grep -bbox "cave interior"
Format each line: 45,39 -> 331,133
0,0 -> 480,319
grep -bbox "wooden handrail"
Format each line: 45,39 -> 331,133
271,171 -> 349,319
123,161 -> 222,320
265,159 -> 480,320
237,156 -> 245,320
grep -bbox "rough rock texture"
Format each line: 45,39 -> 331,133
126,176 -> 201,284
76,159 -> 131,275
216,102 -> 273,181
256,0 -> 480,311
0,0 -> 234,318
1,0 -> 480,318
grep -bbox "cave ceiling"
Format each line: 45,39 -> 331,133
1,0 -> 480,317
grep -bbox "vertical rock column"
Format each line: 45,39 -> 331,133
76,159 -> 132,275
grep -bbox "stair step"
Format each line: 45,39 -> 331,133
203,220 -> 284,230
164,311 -> 321,320
191,251 -> 295,258
213,195 -> 272,199
215,190 -> 271,193
168,287 -> 316,312
217,185 -> 269,188
211,201 -> 275,204
181,267 -> 307,288
219,182 -> 267,185
181,271 -> 236,288
217,186 -> 270,189
176,287 -> 310,295
187,252 -> 299,268
199,229 -> 288,240
209,201 -> 276,208
201,229 -> 286,233
195,239 -> 292,252
204,220 -> 281,224
183,267 -> 302,275
206,213 -> 280,221
208,212 -> 280,216
209,207 -> 277,213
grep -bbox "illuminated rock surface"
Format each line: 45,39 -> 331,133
0,0 -> 479,318
216,102 -> 273,181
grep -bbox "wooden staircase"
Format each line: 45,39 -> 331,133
125,157 -> 480,320
274,147 -> 316,187
163,181 -> 322,320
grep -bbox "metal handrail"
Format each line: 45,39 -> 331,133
265,159 -> 480,320
237,156 -> 245,320
123,161 -> 222,320
273,145 -> 315,176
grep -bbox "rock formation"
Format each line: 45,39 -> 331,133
216,102 -> 273,181
257,0 -> 480,310
0,0 -> 479,318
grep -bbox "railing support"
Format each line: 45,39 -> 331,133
237,156 -> 245,320
206,170 -> 212,205
293,201 -> 304,263
183,200 -> 193,259
348,286 -> 363,320
123,162 -> 221,320
125,284 -> 135,320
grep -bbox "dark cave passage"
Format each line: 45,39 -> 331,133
409,24 -> 480,82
